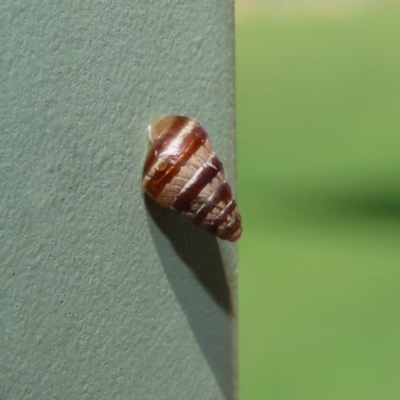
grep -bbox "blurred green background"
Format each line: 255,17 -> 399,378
236,2 -> 400,399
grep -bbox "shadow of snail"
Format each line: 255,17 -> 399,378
143,114 -> 240,399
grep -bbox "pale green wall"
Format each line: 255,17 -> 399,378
0,1 -> 237,399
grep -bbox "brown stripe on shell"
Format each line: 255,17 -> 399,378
142,116 -> 189,177
207,200 -> 238,235
149,115 -> 190,142
192,181 -> 232,226
215,206 -> 242,241
155,138 -> 213,207
219,214 -> 242,241
172,154 -> 223,213
143,122 -> 208,199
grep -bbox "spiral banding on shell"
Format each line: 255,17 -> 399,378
142,115 -> 242,242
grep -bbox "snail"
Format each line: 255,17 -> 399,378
142,115 -> 242,242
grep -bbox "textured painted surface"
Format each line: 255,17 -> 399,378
0,1 -> 237,399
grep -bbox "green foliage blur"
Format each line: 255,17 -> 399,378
237,6 -> 400,400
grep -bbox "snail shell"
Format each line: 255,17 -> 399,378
142,115 -> 242,242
